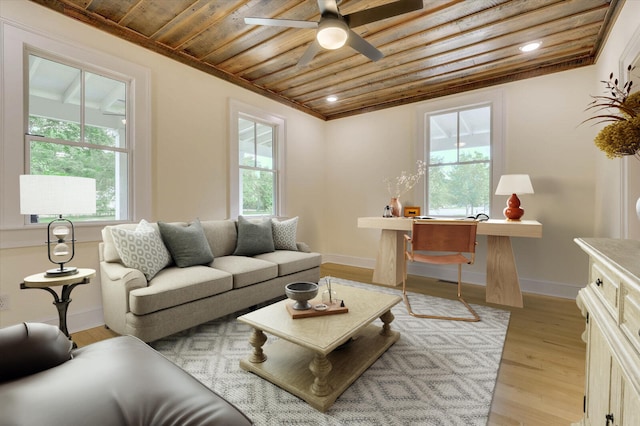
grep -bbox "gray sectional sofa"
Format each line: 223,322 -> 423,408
99,217 -> 321,342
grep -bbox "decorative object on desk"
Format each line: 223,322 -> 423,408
284,281 -> 318,310
19,175 -> 96,277
404,206 -> 421,217
389,197 -> 402,217
383,205 -> 392,217
583,65 -> 640,159
495,174 -> 534,221
384,160 -> 426,217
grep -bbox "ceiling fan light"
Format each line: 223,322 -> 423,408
317,20 -> 348,50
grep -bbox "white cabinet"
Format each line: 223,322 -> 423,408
574,238 -> 640,426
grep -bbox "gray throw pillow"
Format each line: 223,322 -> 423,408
158,219 -> 214,268
233,216 -> 275,256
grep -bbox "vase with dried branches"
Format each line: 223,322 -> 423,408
584,64 -> 640,218
584,65 -> 640,159
383,160 -> 426,217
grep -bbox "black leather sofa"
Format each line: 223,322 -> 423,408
0,323 -> 252,425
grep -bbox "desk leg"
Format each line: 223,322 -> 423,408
486,235 -> 523,308
372,230 -> 404,287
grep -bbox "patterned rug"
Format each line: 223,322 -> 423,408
151,279 -> 510,425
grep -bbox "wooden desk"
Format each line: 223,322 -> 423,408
357,217 -> 542,307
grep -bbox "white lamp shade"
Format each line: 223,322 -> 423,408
495,174 -> 534,195
20,175 -> 97,215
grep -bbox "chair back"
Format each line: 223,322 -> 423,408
410,220 -> 478,254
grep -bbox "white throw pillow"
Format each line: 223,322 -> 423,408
271,216 -> 298,251
110,219 -> 171,280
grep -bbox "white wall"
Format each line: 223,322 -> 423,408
324,67 -> 599,297
1,0 -> 639,332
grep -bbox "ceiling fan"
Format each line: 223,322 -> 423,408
244,0 -> 424,66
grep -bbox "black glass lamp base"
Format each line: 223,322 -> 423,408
45,266 -> 79,277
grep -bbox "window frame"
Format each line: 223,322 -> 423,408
229,99 -> 286,219
25,50 -> 132,223
0,21 -> 151,248
415,89 -> 504,218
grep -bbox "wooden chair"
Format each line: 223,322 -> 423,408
403,219 -> 480,322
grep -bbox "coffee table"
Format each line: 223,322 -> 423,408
238,283 -> 401,412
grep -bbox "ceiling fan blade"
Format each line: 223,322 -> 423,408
345,0 -> 423,28
317,0 -> 339,16
347,30 -> 383,62
244,17 -> 317,29
298,40 -> 322,67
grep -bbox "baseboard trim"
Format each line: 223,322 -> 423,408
322,254 -> 581,300
37,306 -> 105,334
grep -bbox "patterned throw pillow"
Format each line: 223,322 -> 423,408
272,216 -> 298,251
110,219 -> 171,280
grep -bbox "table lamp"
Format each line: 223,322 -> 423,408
495,174 -> 534,221
20,175 -> 96,277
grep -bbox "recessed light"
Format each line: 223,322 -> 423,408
327,96 -> 338,102
519,42 -> 541,52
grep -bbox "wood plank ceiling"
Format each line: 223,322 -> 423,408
31,0 -> 623,121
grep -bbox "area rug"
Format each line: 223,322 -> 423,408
151,279 -> 510,425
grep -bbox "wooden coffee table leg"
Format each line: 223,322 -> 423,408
379,309 -> 395,336
309,353 -> 332,396
248,328 -> 267,363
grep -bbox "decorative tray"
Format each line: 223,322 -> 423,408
286,298 -> 348,319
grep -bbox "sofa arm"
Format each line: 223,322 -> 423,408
100,261 -> 147,335
101,261 -> 147,288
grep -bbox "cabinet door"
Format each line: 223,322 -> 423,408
620,378 -> 640,425
586,317 -> 612,425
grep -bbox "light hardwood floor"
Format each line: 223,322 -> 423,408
73,263 -> 586,425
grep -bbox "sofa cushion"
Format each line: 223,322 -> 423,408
200,220 -> 238,257
0,323 -> 72,383
158,219 -> 214,268
233,216 -> 275,256
254,250 -> 322,276
272,216 -> 299,251
110,220 -> 171,280
212,255 -> 278,289
129,266 -> 233,315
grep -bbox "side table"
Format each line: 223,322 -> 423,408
20,268 -> 95,346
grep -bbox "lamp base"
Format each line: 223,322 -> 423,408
45,267 -> 79,277
503,193 -> 525,221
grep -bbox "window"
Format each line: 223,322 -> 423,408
238,117 -> 276,216
417,90 -> 503,218
229,100 -> 285,218
26,53 -> 130,223
1,22 -> 150,244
